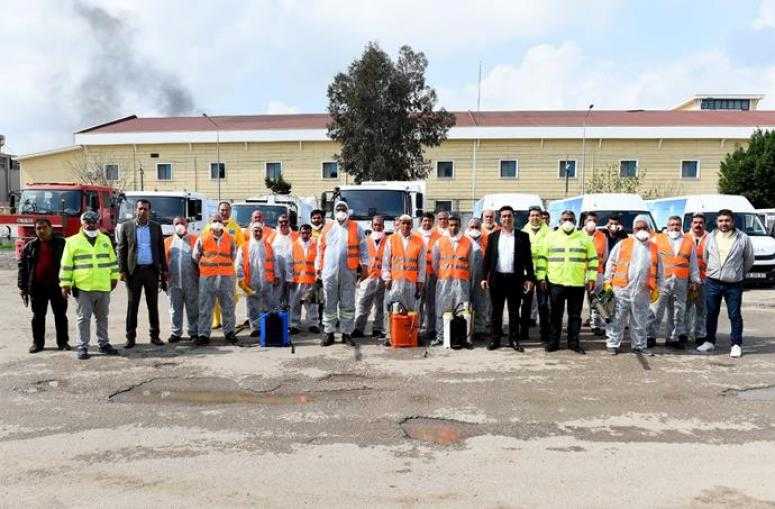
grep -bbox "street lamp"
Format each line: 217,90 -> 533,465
581,104 -> 594,194
202,113 -> 221,201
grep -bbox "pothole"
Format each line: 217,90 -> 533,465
723,385 -> 775,401
399,417 -> 485,445
14,379 -> 66,394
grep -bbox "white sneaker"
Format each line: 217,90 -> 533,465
730,345 -> 742,358
697,341 -> 716,353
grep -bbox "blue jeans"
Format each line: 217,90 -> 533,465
704,278 -> 743,346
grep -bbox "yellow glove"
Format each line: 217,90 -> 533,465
650,288 -> 660,303
603,281 -> 612,293
238,280 -> 255,296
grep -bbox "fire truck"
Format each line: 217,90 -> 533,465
0,183 -> 124,258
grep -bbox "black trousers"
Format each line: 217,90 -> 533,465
126,266 -> 160,340
489,272 -> 523,341
549,283 -> 585,347
30,284 -> 69,347
521,283 -> 550,342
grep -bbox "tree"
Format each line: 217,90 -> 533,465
67,150 -> 131,191
719,129 -> 775,208
587,163 -> 678,199
326,42 -> 455,183
265,174 -> 292,195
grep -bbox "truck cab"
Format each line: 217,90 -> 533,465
321,181 -> 425,233
231,194 -> 317,229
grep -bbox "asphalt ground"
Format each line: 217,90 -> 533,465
1,264 -> 774,508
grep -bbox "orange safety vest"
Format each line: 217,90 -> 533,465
591,230 -> 608,274
239,240 -> 275,287
290,238 -> 317,285
687,231 -> 708,280
612,237 -> 658,291
199,231 -> 236,277
266,228 -> 298,245
437,236 -> 472,281
242,225 -> 275,243
319,221 -> 361,271
418,228 -> 442,276
366,236 -> 387,279
164,234 -> 197,263
390,233 -> 424,283
655,233 -> 694,280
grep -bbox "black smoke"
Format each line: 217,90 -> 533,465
73,1 -> 195,126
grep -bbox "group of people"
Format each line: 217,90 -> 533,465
17,196 -> 753,359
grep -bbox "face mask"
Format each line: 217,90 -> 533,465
635,230 -> 650,242
83,228 -> 98,238
175,224 -> 186,236
584,221 -> 597,233
561,221 -> 575,233
608,224 -> 621,232
210,222 -> 223,232
667,230 -> 681,239
335,211 -> 347,221
466,229 -> 481,239
371,230 -> 385,241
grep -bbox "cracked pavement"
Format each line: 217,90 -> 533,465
0,270 -> 774,507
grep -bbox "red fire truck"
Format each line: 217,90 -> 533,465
0,183 -> 124,258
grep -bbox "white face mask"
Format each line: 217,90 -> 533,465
608,224 -> 621,232
210,222 -> 223,232
465,228 -> 481,239
174,224 -> 187,236
371,230 -> 385,241
584,221 -> 597,233
667,230 -> 681,239
635,230 -> 650,241
83,228 -> 98,238
561,221 -> 575,233
335,210 -> 348,222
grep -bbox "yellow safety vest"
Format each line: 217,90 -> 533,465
544,229 -> 598,287
59,231 -> 119,291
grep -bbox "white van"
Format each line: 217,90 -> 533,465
472,193 -> 543,229
232,194 -> 317,229
547,193 -> 656,232
120,191 -> 216,236
646,194 -> 775,282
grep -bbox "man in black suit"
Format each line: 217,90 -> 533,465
481,206 -> 535,351
117,199 -> 167,347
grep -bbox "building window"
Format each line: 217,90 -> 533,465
558,160 -> 576,179
436,161 -> 454,179
500,160 -> 519,179
700,98 -> 750,110
156,163 -> 172,181
266,162 -> 282,181
322,161 -> 338,179
435,200 -> 452,212
681,160 -> 699,179
210,162 -> 226,180
619,160 -> 638,178
104,164 -> 119,181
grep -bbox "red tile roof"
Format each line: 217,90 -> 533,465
77,110 -> 775,134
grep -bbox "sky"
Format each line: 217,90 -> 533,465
2,0 -> 775,156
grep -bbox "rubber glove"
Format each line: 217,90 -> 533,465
603,281 -> 612,293
650,287 -> 660,304
238,280 -> 255,296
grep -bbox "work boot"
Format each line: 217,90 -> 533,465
664,339 -> 685,350
606,347 -> 618,355
647,337 -> 656,349
124,338 -> 136,349
678,334 -> 688,347
569,344 -> 586,355
58,342 -> 72,351
544,343 -> 559,353
508,339 -> 524,352
350,329 -> 364,339
383,338 -> 391,347
168,335 -> 181,344
592,327 -> 606,337
309,325 -> 320,334
320,333 -> 335,347
486,339 -> 501,351
371,329 -> 385,339
632,346 -> 654,356
694,336 -> 706,347
150,337 -> 164,346
193,336 -> 210,347
289,327 -> 300,335
29,344 -> 44,354
430,338 -> 443,347
225,333 -> 238,345
342,333 -> 356,347
76,348 -> 90,360
99,344 -> 119,356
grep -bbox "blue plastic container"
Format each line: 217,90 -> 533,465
258,310 -> 290,347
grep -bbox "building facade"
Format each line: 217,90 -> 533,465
19,106 -> 775,212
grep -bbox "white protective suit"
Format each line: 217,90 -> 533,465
193,234 -> 237,339
684,231 -> 708,340
417,228 -> 439,336
271,229 -> 295,309
648,233 -> 701,341
317,210 -> 369,335
432,234 -> 477,341
167,233 -> 199,337
382,232 -> 427,314
466,233 -> 491,335
605,226 -> 663,350
235,238 -> 277,333
354,233 -> 386,334
285,237 -> 320,329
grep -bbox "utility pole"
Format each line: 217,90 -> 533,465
471,61 -> 482,205
202,113 -> 221,201
581,104 -> 594,194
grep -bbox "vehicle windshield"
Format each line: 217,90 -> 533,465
120,196 -> 186,225
19,190 -> 82,215
232,204 -> 287,227
338,190 -> 407,220
581,210 -> 655,233
684,212 -> 768,237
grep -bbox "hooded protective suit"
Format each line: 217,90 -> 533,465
432,233 -> 476,341
605,216 -> 662,349
235,236 -> 277,333
165,233 -> 199,337
417,227 -> 442,336
193,229 -> 237,338
354,232 -> 387,334
648,231 -> 700,341
317,202 -> 369,335
684,230 -> 708,340
382,231 -> 426,313
466,230 -> 491,335
270,228 -> 297,309
286,236 -> 320,329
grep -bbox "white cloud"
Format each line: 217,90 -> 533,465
265,101 -> 300,115
753,0 -> 775,29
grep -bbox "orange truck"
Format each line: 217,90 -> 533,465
0,183 -> 124,258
